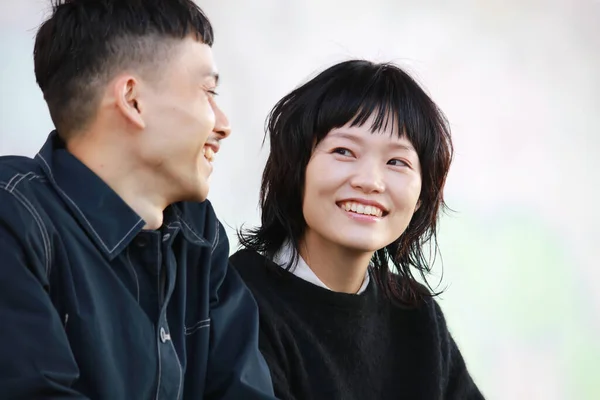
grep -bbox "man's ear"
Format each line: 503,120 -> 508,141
113,75 -> 146,130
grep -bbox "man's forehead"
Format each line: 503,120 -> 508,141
196,52 -> 219,84
180,38 -> 219,83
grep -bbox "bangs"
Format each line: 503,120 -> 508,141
309,61 -> 446,158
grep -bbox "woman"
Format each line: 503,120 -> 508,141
230,60 -> 484,399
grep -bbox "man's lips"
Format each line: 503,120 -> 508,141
202,142 -> 220,162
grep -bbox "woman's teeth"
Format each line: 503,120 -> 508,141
340,201 -> 384,217
203,146 -> 215,162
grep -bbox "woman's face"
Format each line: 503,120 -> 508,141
302,114 -> 422,254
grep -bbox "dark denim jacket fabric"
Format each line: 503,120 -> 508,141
0,132 -> 275,399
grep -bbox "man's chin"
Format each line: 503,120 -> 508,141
177,182 -> 209,204
192,186 -> 210,203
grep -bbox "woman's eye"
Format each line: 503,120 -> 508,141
388,159 -> 409,167
333,148 -> 353,157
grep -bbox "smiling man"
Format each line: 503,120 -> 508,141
0,1 -> 274,399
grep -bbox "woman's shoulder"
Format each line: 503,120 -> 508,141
383,274 -> 457,356
385,275 -> 484,397
230,248 -> 268,269
229,248 -> 274,285
229,248 -> 300,297
383,272 -> 449,326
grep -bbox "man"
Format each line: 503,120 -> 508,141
0,0 -> 275,399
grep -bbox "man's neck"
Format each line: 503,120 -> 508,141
298,231 -> 373,294
66,135 -> 169,230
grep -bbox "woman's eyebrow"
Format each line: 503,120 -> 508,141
328,131 -> 416,152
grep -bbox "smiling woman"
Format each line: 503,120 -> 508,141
230,59 -> 484,400
303,117 -> 423,275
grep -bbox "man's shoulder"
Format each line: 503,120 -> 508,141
0,155 -> 46,186
0,155 -> 52,211
0,155 -> 54,270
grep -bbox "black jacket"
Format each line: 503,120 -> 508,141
0,132 -> 275,399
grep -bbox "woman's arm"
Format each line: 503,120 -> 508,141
432,300 -> 485,399
258,330 -> 298,400
444,334 -> 485,399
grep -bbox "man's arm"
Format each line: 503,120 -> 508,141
0,189 -> 88,399
204,220 -> 276,399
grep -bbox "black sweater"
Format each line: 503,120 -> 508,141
230,249 -> 485,400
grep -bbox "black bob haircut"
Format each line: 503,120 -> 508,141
239,60 -> 454,307
34,0 -> 214,139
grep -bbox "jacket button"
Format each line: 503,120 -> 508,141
160,327 -> 171,343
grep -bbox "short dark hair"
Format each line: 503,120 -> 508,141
239,60 -> 454,307
34,0 -> 214,139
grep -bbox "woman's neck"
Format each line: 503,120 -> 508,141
298,230 -> 373,294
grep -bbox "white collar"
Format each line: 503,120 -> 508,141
272,241 -> 370,294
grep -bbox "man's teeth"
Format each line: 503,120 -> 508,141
203,146 -> 215,162
340,201 -> 384,217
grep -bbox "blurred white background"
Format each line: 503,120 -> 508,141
1,0 -> 599,398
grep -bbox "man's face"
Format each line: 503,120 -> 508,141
135,37 -> 230,203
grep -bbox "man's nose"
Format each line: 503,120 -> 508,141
212,104 -> 231,139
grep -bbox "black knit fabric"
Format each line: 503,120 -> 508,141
230,249 -> 485,400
